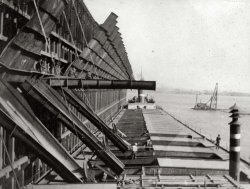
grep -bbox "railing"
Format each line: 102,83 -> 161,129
0,156 -> 29,178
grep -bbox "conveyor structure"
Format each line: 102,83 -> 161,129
59,88 -> 131,152
45,78 -> 156,90
20,79 -> 125,175
0,79 -> 84,183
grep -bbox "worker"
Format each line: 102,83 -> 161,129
40,59 -> 46,74
216,134 -> 221,149
101,172 -> 107,182
55,62 -> 61,75
69,67 -> 76,77
131,143 -> 138,159
86,70 -> 92,79
146,139 -> 152,151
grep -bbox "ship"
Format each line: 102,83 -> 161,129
193,83 -> 218,110
0,1 -> 250,189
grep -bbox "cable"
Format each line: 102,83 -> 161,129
32,0 -> 47,45
25,34 -> 84,157
32,0 -> 55,74
71,0 -> 98,77
62,11 -> 81,76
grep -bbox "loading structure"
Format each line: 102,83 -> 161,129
0,0 -> 242,189
0,0 -> 155,188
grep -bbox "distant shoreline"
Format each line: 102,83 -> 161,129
155,88 -> 250,97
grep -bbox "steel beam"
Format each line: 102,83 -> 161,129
0,79 -> 84,183
90,158 -> 157,167
45,78 -> 156,90
60,88 -> 130,152
0,0 -> 67,82
20,79 -> 125,175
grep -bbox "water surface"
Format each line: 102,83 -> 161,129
128,91 -> 250,161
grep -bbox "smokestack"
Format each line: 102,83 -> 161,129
138,89 -> 143,103
229,104 -> 241,181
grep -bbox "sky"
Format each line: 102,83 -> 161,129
84,0 -> 250,93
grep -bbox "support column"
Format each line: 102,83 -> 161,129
55,122 -> 62,142
138,89 -> 142,103
0,127 -> 2,189
0,127 -> 3,169
8,137 -> 15,189
0,12 -> 4,35
95,90 -> 98,112
19,169 -> 24,187
229,104 -> 240,181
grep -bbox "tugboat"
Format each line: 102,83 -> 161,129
127,91 -> 156,109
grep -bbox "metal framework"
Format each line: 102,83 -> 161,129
45,78 -> 156,90
20,79 -> 125,175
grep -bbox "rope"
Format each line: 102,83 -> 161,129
71,1 -> 122,116
0,135 -> 21,189
72,0 -> 98,77
62,2 -> 114,147
62,11 -> 81,75
32,0 -> 55,72
32,0 -> 47,47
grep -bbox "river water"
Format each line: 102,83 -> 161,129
128,91 -> 250,162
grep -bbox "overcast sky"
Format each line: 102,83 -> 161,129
84,0 -> 250,93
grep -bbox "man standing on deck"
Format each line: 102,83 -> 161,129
146,139 -> 152,151
216,134 -> 221,149
131,143 -> 138,159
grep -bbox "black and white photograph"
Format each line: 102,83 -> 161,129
0,0 -> 250,188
